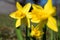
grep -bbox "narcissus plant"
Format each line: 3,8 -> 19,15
29,0 -> 58,32
30,25 -> 44,38
9,2 -> 31,27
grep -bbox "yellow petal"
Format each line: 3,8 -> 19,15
27,18 -> 30,28
9,11 -> 22,19
16,2 -> 22,10
32,4 -> 43,10
31,18 -> 40,23
9,11 -> 17,19
26,12 -> 32,18
31,25 -> 35,30
30,13 -> 41,23
16,19 -> 21,27
23,3 -> 31,14
47,16 -> 58,32
30,25 -> 44,38
44,0 -> 56,15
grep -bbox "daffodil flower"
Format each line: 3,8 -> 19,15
30,25 -> 44,38
9,2 -> 31,27
30,0 -> 58,32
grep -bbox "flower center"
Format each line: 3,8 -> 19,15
15,12 -> 25,19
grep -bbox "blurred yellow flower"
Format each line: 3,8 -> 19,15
30,25 -> 44,38
9,2 -> 31,27
30,0 -> 58,32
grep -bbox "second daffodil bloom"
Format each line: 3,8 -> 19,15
9,2 -> 31,27
30,25 -> 44,38
30,0 -> 58,32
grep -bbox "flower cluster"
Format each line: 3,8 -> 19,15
9,0 -> 58,38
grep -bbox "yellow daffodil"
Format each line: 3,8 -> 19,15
9,2 -> 31,27
30,25 -> 44,38
30,0 -> 58,32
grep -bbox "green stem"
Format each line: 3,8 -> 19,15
16,28 -> 23,40
27,28 -> 30,37
0,38 -> 2,40
47,28 -> 54,40
50,30 -> 53,40
26,27 -> 30,40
